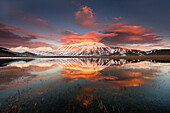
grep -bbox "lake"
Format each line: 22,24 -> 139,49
0,58 -> 170,113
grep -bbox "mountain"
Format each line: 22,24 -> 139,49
13,43 -> 144,56
1,43 -> 170,57
0,47 -> 36,57
0,47 -> 17,56
17,52 -> 37,56
55,43 -> 170,56
55,42 -> 146,56
145,49 -> 170,55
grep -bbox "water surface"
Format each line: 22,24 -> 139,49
0,58 -> 170,113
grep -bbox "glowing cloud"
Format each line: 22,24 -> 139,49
73,6 -> 164,48
59,31 -> 117,44
75,6 -> 98,28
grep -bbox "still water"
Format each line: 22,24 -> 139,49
0,58 -> 170,113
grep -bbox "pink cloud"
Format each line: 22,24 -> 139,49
75,6 -> 99,28
48,33 -> 61,37
57,5 -> 165,49
11,46 -> 55,51
1,23 -> 55,40
59,31 -> 117,44
57,30 -> 78,35
104,25 -> 150,35
0,23 -> 55,48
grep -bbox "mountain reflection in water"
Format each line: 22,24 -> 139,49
0,58 -> 170,112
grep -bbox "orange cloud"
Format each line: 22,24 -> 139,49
59,31 -> 117,44
75,6 -> 99,28
58,29 -> 78,35
48,33 -> 61,37
104,22 -> 125,29
73,6 -> 163,48
105,25 -> 149,35
100,25 -> 162,46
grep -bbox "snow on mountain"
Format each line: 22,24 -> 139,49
10,42 -> 146,56
55,42 -> 125,56
55,42 -> 145,56
4,42 -> 170,56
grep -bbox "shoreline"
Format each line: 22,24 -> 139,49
0,55 -> 170,60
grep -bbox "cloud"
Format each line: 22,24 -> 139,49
0,27 -> 34,47
58,31 -> 117,44
27,41 -> 52,48
0,23 -> 54,48
57,30 -> 78,35
75,6 -> 99,28
100,25 -> 162,46
104,25 -> 150,35
48,33 -> 61,37
22,16 -> 53,29
11,46 -> 54,51
58,25 -> 162,47
73,5 -> 164,48
104,22 -> 125,29
124,43 -> 170,51
74,6 -> 123,30
0,23 -> 55,40
111,16 -> 122,21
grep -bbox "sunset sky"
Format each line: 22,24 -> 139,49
0,0 -> 170,50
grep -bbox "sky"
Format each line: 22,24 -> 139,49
0,0 -> 170,51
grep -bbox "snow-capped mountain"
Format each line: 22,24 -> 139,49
0,47 -> 36,57
53,42 -> 145,56
9,42 -> 137,56
1,42 -> 170,56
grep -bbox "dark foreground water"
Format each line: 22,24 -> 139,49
0,58 -> 170,113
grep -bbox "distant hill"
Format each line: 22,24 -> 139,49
0,47 -> 17,56
145,49 -> 170,55
0,47 -> 36,57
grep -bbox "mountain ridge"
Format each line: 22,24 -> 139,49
0,47 -> 36,57
0,43 -> 170,57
